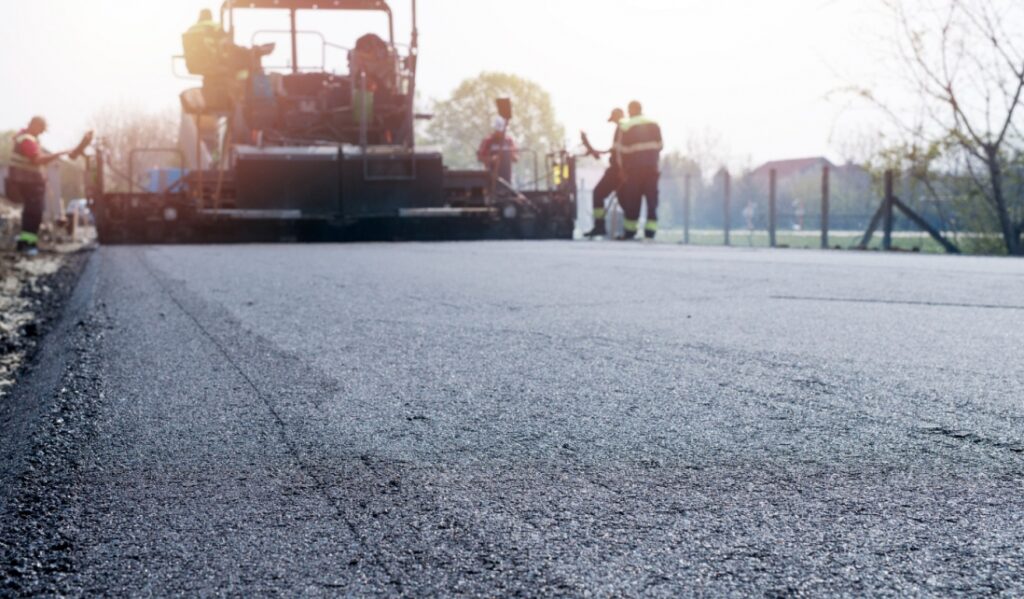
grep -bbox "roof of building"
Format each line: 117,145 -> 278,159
750,157 -> 835,180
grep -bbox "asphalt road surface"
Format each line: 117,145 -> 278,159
3,242 -> 1024,596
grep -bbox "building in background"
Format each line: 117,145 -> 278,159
747,157 -> 873,231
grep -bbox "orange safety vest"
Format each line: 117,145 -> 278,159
10,131 -> 44,182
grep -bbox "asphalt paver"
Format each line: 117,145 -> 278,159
3,242 -> 1023,596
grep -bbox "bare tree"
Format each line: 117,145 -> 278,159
684,127 -> 730,184
863,0 -> 1024,255
89,103 -> 179,192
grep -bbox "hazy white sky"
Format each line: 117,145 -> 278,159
2,0 -> 893,166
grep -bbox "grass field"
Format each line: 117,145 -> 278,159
652,228 -> 960,254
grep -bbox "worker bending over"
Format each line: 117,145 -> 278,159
7,117 -> 64,256
583,108 -> 625,239
616,101 -> 663,240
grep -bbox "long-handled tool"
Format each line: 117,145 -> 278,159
68,131 -> 94,160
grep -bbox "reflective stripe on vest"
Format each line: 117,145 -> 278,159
188,20 -> 220,35
18,231 -> 39,245
619,141 -> 665,155
617,117 -> 663,152
11,132 -> 41,174
618,115 -> 658,133
615,116 -> 663,173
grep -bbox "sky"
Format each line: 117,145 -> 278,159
1,0 -> 895,167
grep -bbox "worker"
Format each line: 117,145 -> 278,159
477,117 -> 519,185
188,9 -> 220,36
183,9 -> 274,82
7,117 -> 65,256
184,9 -> 225,66
615,101 -> 663,240
582,108 -> 625,238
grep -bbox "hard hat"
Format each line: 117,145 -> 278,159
493,116 -> 507,132
608,108 -> 625,123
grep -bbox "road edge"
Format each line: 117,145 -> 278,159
0,249 -> 103,595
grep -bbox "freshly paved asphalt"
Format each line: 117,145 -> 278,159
6,242 -> 1024,596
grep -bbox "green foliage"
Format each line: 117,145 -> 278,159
865,0 -> 1024,254
423,72 -> 565,170
862,137 -> 1018,250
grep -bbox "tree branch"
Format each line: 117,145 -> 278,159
995,72 -> 1024,148
957,0 -> 1024,78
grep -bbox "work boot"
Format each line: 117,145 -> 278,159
615,231 -> 637,241
644,230 -> 657,241
16,241 -> 39,257
583,220 -> 606,238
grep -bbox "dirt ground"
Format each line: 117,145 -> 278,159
0,245 -> 91,400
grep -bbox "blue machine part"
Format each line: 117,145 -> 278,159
147,168 -> 186,193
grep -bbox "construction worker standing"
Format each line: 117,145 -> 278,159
615,101 -> 663,240
477,117 -> 519,185
188,9 -> 221,38
583,108 -> 625,238
183,9 -> 228,68
7,117 -> 64,256
183,9 -> 273,80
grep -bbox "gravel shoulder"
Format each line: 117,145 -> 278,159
0,247 -> 95,594
0,247 -> 91,397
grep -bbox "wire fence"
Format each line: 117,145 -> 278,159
578,165 -> 975,254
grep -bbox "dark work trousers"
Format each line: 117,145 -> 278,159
9,180 -> 45,241
491,149 -> 514,184
592,166 -> 621,215
619,170 -> 659,237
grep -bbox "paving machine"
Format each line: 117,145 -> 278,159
87,0 -> 576,243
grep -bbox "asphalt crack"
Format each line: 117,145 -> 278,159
133,249 -> 406,594
920,426 -> 1024,454
772,294 -> 1024,311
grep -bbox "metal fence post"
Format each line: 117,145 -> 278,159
883,170 -> 894,251
768,169 -> 777,248
683,173 -> 692,245
723,169 -> 731,246
821,165 -> 830,249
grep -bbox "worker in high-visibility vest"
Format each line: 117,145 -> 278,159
615,101 -> 663,240
7,117 -> 65,256
183,9 -> 274,83
187,9 -> 222,40
582,108 -> 625,239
